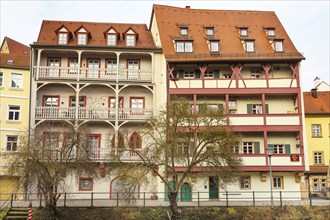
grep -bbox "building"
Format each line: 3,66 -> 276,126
304,88 -> 330,197
313,77 -> 330,92
0,37 -> 30,199
150,5 -> 307,199
30,20 -> 163,197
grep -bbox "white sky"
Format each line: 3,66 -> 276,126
1,0 -> 329,91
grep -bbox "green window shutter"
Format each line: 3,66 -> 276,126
247,104 -> 253,114
189,141 -> 195,156
178,69 -> 184,79
195,70 -> 200,79
268,144 -> 274,150
254,142 -> 260,154
214,69 -> 220,78
285,144 -> 291,154
265,104 -> 269,114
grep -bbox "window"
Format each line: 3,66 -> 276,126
273,144 -> 284,154
206,28 -> 214,36
43,96 -> 59,107
79,177 -> 93,191
223,73 -> 231,78
58,33 -> 67,45
130,97 -> 144,113
109,97 -> 124,108
313,179 -> 319,191
245,41 -> 254,52
127,60 -> 139,78
77,34 -> 87,45
274,41 -> 283,52
252,104 -> 262,114
89,134 -> 100,159
243,142 -> 253,154
229,109 -> 237,114
69,96 -> 86,107
176,41 -> 193,52
314,152 -> 323,164
204,71 -> 214,79
0,72 -> 3,86
106,60 -> 117,74
68,58 -> 78,74
180,28 -> 188,36
10,73 -> 23,88
210,41 -> 219,52
6,135 -> 18,152
233,144 -> 240,154
184,71 -> 195,79
321,179 -> 327,189
273,177 -> 283,189
177,141 -> 189,155
266,29 -> 275,36
126,35 -> 135,47
239,28 -> 248,36
43,132 -> 59,160
251,70 -> 261,78
107,34 -> 116,46
129,132 -> 141,149
312,124 -> 321,137
240,176 -> 251,189
229,100 -> 236,108
8,105 -> 20,121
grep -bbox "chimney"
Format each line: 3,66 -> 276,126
311,88 -> 318,99
185,6 -> 191,9
314,77 -> 321,88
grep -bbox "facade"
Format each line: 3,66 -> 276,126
304,88 -> 330,197
30,20 -> 164,197
150,5 -> 307,200
0,37 -> 30,199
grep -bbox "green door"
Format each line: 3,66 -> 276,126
165,181 -> 179,201
181,183 -> 192,201
209,176 -> 219,199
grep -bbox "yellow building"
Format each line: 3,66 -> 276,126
304,88 -> 330,198
0,37 -> 30,200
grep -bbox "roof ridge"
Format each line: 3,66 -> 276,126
42,19 -> 148,26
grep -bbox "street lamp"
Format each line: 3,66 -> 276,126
266,147 -> 274,208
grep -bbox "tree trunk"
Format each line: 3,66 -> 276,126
169,192 -> 179,220
45,192 -> 58,215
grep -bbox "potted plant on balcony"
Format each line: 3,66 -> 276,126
150,192 -> 158,200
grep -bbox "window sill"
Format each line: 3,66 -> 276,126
9,88 -> 24,91
311,136 -> 323,138
6,120 -> 21,124
313,164 -> 325,166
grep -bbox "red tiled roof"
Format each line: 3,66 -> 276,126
304,91 -> 330,115
35,20 -> 156,48
1,36 -> 30,56
0,53 -> 30,69
151,4 -> 304,61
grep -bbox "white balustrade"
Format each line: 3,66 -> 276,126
35,107 -> 76,119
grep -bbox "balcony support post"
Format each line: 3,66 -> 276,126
36,49 -> 43,80
262,64 -> 272,88
77,51 -> 82,81
114,84 -> 119,155
75,84 -> 80,126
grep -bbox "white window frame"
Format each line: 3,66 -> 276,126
184,71 -> 195,79
204,71 -> 214,79
240,176 -> 251,189
274,41 -> 283,52
0,72 -> 3,87
223,73 -> 231,78
243,142 -> 253,154
206,28 -> 214,36
107,34 -> 116,46
69,59 -> 78,74
77,33 -> 87,45
8,105 -> 20,121
273,177 -> 283,189
273,144 -> 284,154
251,70 -> 261,78
176,41 -> 193,53
180,28 -> 188,36
266,29 -> 275,36
210,41 -> 219,52
177,141 -> 189,155
10,73 -> 23,88
312,124 -> 321,137
229,100 -> 236,108
321,179 -> 326,189
131,98 -> 144,109
126,35 -> 135,47
106,60 -> 117,74
313,179 -> 319,191
233,144 -> 240,154
313,152 -> 323,164
184,42 -> 193,52
58,33 -> 67,45
6,135 -> 18,152
245,41 -> 254,52
252,104 -> 262,114
239,28 -> 248,36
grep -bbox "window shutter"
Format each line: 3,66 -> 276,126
214,69 -> 220,78
189,141 -> 195,156
268,144 -> 274,150
195,70 -> 200,79
254,142 -> 260,154
247,104 -> 253,114
178,69 -> 184,79
285,144 -> 291,154
265,104 -> 269,114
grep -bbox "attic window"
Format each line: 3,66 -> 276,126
180,28 -> 188,36
58,33 -> 67,45
266,29 -> 275,37
274,40 -> 283,52
126,35 -> 135,47
107,34 -> 116,46
77,33 -> 87,45
7,60 -> 14,64
206,28 -> 214,36
209,41 -> 219,52
239,28 -> 248,36
175,41 -> 193,53
244,40 -> 255,52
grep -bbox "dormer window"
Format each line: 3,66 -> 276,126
266,29 -> 275,37
180,28 -> 188,36
77,33 -> 87,45
206,28 -> 214,36
244,40 -> 255,52
105,27 -> 118,46
176,41 -> 193,52
126,35 -> 135,47
107,34 -> 116,46
58,33 -> 67,45
274,40 -> 283,52
209,41 -> 219,52
239,28 -> 248,36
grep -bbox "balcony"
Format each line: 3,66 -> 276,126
33,66 -> 153,82
35,107 -> 153,121
90,148 -> 142,162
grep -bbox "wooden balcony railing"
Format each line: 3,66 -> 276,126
90,148 -> 142,161
35,107 -> 153,121
33,66 -> 153,82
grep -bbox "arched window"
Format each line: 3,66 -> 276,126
111,132 -> 124,149
129,132 -> 141,149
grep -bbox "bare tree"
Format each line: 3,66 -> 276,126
6,122 -> 97,215
115,96 -> 242,218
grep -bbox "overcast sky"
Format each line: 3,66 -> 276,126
1,0 -> 329,91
